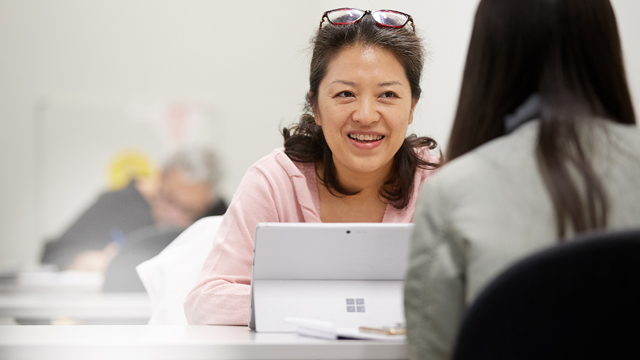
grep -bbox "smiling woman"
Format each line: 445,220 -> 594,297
184,10 -> 440,325
311,45 -> 419,222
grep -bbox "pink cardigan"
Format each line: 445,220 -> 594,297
184,148 -> 436,325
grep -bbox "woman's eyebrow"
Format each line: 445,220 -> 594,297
330,80 -> 357,86
379,81 -> 403,87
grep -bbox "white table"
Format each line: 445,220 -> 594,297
0,292 -> 151,323
0,271 -> 104,293
0,325 -> 408,360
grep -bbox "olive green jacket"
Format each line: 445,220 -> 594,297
405,119 -> 640,360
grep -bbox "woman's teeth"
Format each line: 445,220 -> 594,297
349,134 -> 383,142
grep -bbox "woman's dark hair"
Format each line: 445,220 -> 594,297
283,15 -> 439,209
447,0 -> 636,237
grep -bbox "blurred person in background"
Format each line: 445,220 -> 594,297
41,146 -> 227,275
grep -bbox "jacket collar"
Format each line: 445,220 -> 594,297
504,93 -> 541,135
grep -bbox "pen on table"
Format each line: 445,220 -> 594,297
359,324 -> 406,336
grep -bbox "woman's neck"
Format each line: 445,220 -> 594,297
320,160 -> 392,195
315,161 -> 392,223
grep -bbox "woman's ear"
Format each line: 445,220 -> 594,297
408,98 -> 418,125
309,92 -> 321,126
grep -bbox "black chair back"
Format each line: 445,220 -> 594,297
452,228 -> 640,360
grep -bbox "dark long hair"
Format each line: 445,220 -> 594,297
447,0 -> 636,237
283,15 -> 440,209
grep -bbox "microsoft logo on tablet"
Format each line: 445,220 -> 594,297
346,298 -> 365,312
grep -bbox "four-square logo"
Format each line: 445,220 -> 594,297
346,298 -> 365,312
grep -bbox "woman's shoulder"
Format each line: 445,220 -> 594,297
602,120 -> 640,145
234,148 -> 319,222
249,148 -> 286,168
419,125 -> 537,203
249,148 -> 309,174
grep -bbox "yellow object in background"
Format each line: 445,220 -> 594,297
107,151 -> 158,191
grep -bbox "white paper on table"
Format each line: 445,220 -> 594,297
285,317 -> 406,342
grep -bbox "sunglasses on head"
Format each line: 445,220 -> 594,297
319,8 -> 415,31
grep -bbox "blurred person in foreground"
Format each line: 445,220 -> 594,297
404,0 -> 640,359
41,146 -> 227,274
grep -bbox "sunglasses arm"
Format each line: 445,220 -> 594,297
318,13 -> 328,31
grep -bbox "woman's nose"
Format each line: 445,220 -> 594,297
352,99 -> 380,125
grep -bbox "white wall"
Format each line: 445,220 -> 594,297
0,0 -> 638,269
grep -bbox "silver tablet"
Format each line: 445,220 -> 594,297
249,222 -> 414,332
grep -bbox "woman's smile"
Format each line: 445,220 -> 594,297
348,132 -> 385,149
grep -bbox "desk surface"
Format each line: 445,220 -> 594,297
0,292 -> 150,320
0,325 -> 407,360
0,271 -> 103,293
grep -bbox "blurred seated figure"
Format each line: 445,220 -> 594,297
102,225 -> 184,292
41,146 -> 227,274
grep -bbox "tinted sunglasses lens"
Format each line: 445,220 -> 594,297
372,11 -> 408,27
327,8 -> 365,25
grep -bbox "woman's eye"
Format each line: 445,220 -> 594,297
335,91 -> 354,98
381,91 -> 398,98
